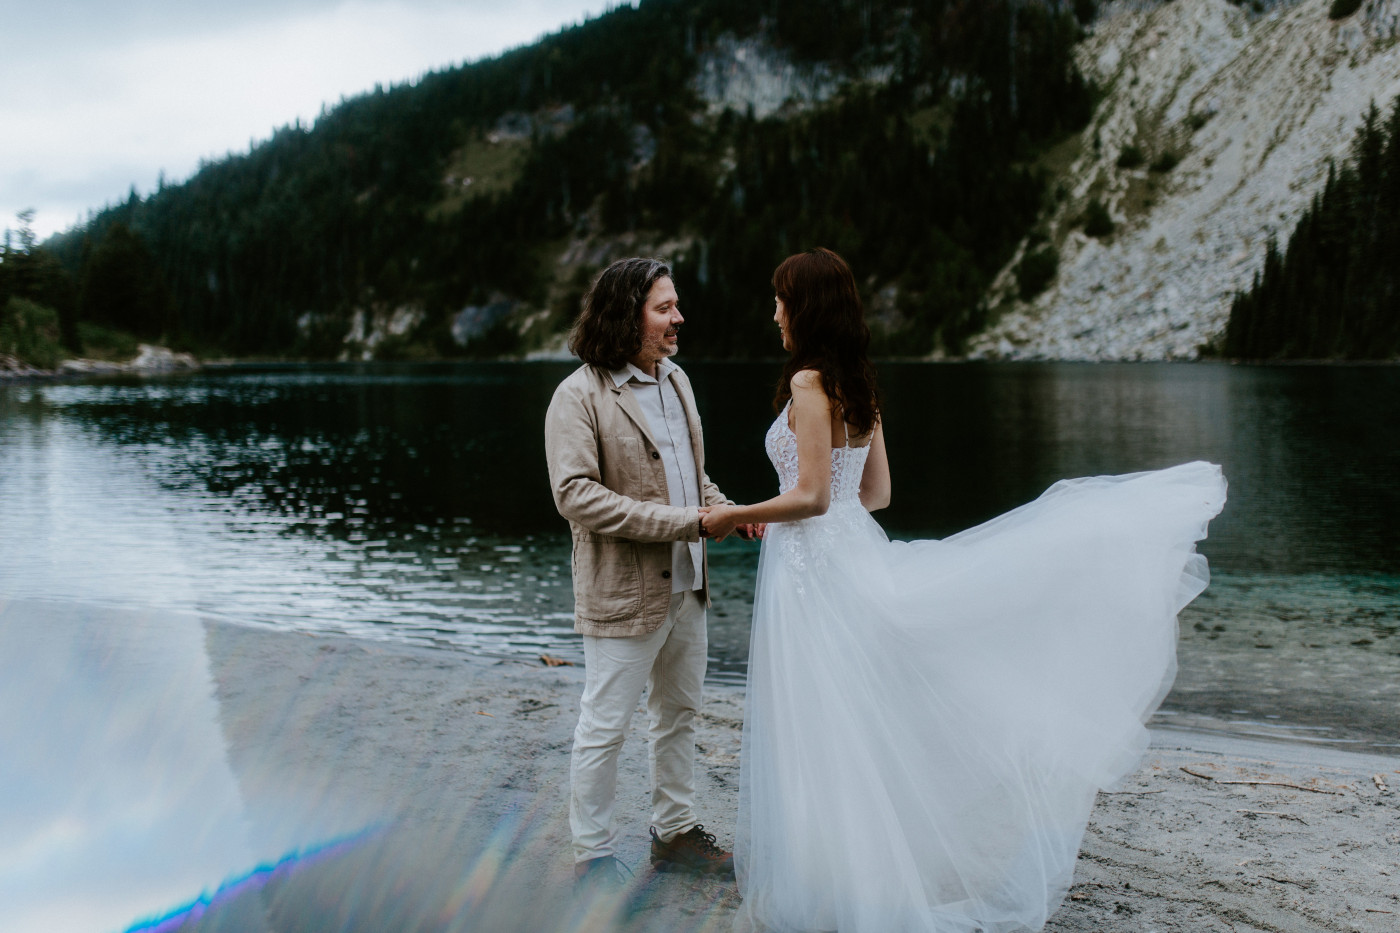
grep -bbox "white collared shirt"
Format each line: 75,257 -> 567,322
611,359 -> 704,592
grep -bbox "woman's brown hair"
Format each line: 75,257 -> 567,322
772,247 -> 881,438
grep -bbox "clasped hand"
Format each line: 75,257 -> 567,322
699,505 -> 765,542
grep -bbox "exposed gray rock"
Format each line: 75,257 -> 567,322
968,0 -> 1400,361
451,299 -> 516,347
487,104 -> 575,144
0,354 -> 50,378
340,305 -> 425,361
58,344 -> 199,375
127,344 -> 199,373
0,344 -> 203,380
693,34 -> 840,118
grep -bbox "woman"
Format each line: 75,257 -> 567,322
700,248 -> 1226,933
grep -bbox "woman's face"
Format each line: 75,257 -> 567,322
774,295 -> 792,351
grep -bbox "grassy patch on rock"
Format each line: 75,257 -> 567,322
428,132 -> 531,221
75,322 -> 142,362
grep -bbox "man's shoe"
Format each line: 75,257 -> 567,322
573,855 -> 630,897
649,825 -> 734,875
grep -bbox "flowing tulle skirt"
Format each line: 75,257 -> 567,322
735,462 -> 1227,933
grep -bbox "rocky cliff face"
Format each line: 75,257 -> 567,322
693,34 -> 843,118
967,0 -> 1400,361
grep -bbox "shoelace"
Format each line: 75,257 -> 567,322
686,825 -> 725,856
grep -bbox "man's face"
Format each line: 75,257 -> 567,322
629,276 -> 683,374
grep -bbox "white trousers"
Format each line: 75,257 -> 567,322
570,589 -> 707,862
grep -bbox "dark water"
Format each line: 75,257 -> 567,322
1,362 -> 1397,747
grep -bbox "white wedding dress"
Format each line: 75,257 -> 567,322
734,404 -> 1227,933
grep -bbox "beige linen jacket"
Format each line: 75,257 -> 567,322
545,363 -> 729,637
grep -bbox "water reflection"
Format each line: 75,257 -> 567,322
874,362 -> 1400,573
0,387 -> 583,663
8,362 -> 1397,575
21,364 -> 572,534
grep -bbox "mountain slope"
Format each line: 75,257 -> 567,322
41,0 -> 1095,361
967,0 -> 1400,360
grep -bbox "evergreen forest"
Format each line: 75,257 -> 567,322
1223,95 -> 1400,360
5,0 -> 1097,364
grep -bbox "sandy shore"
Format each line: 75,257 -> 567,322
184,617 -> 1399,933
5,598 -> 1396,932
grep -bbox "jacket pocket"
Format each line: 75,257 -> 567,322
572,533 -> 643,622
600,434 -> 642,492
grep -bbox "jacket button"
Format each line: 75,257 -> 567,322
661,570 -> 671,579
651,451 -> 660,459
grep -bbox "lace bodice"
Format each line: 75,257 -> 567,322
763,403 -> 872,588
764,402 -> 870,504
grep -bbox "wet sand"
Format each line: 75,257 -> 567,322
192,618 -> 1399,933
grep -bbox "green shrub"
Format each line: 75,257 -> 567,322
1328,0 -> 1362,19
1082,198 -> 1116,237
1116,145 -> 1145,169
1150,151 -> 1180,172
1186,111 -> 1212,131
1017,245 -> 1060,300
0,297 -> 64,370
76,322 -> 141,361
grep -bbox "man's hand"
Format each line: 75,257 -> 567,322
700,508 -> 766,542
699,504 -> 742,542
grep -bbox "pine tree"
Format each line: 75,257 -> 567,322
78,223 -> 175,340
1224,97 -> 1400,359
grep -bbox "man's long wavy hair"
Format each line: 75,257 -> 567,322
568,257 -> 672,370
772,248 -> 881,437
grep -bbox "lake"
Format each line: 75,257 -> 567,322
1,361 -> 1396,750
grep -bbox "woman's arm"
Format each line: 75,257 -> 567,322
700,371 -> 833,538
859,420 -> 890,511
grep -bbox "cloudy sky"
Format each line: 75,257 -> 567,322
1,0 -> 613,241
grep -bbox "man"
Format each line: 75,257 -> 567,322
545,257 -> 745,892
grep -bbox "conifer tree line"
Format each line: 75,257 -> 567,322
0,210 -> 80,368
27,0 -> 1098,361
1224,96 -> 1400,360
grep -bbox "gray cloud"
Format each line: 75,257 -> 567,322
3,0 -> 424,50
1,1 -> 611,239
